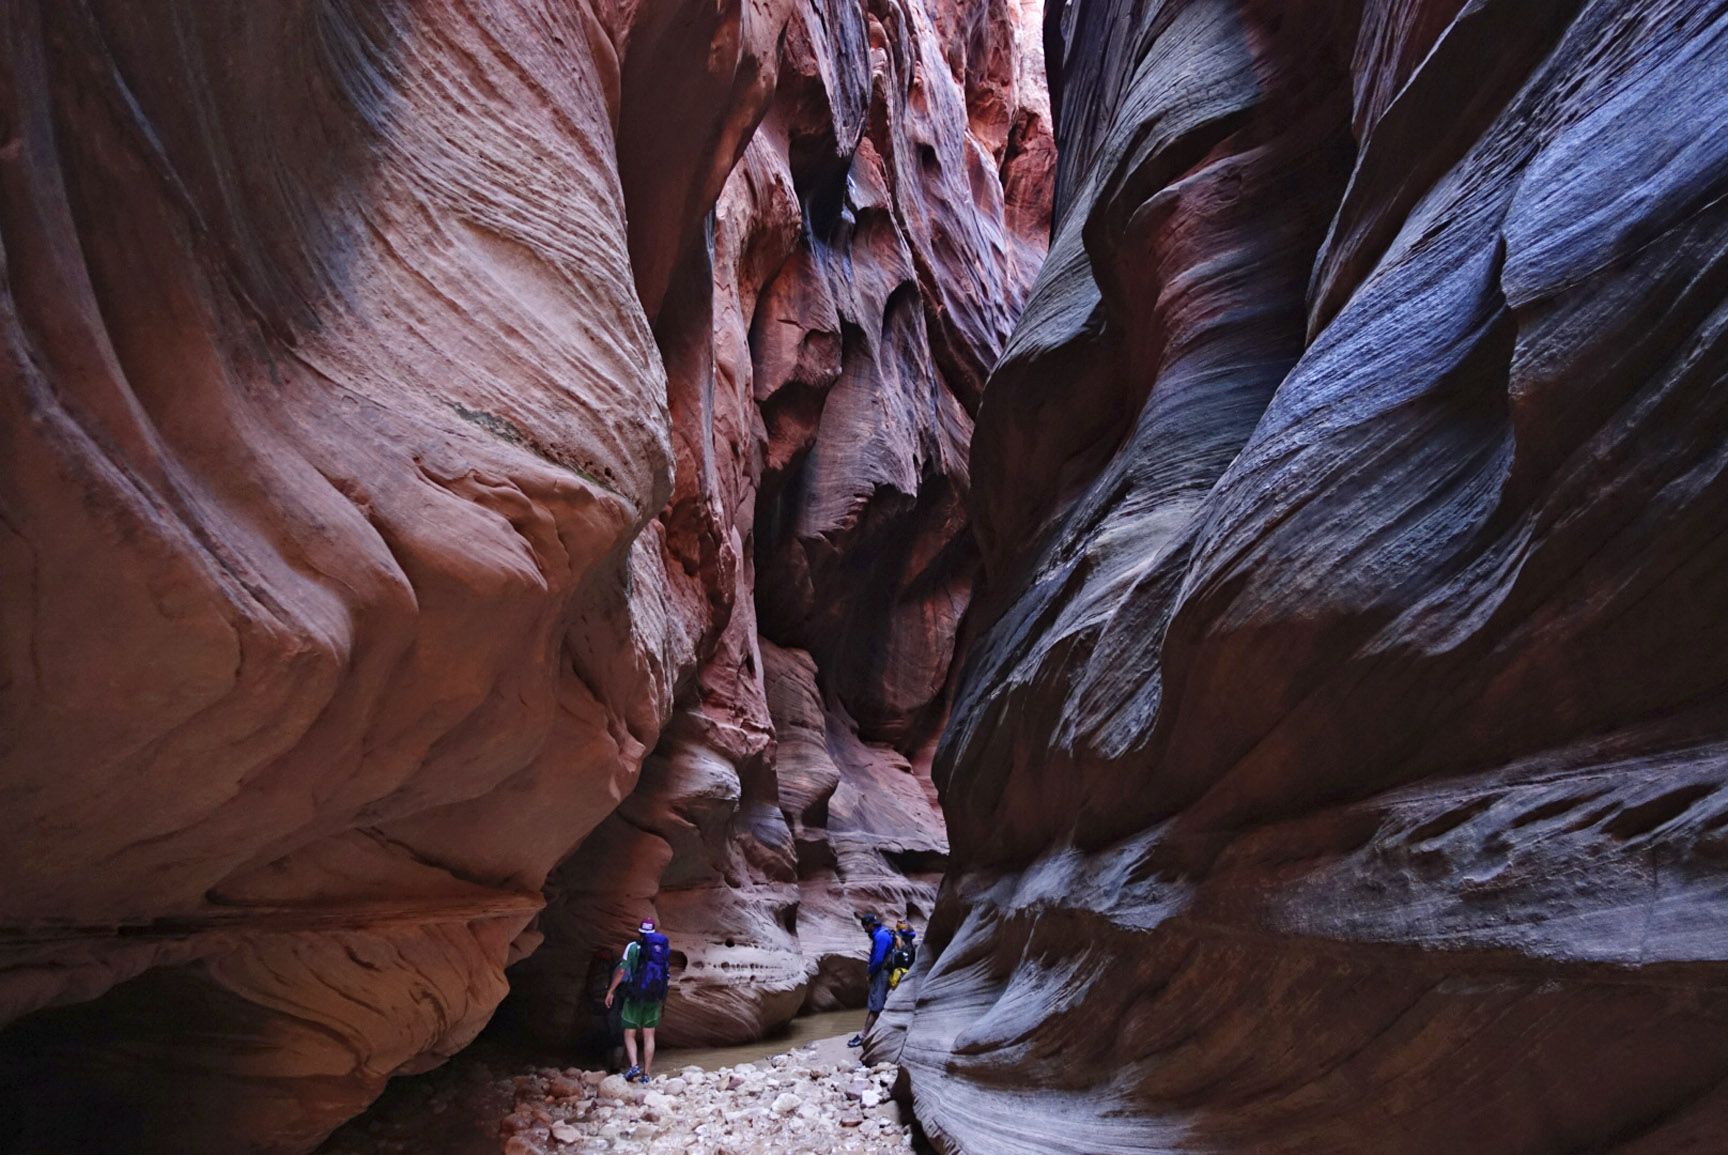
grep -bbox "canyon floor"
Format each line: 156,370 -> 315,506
316,1016 -> 915,1155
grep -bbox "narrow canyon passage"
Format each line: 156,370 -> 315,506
5,1 -> 1728,1154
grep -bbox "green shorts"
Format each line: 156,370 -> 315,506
620,997 -> 663,1029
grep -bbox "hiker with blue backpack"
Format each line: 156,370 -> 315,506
848,911 -> 899,1048
604,917 -> 672,1082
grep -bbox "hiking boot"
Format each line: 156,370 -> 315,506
847,1035 -> 863,1048
623,1065 -> 642,1082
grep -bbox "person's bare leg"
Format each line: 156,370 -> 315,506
642,1027 -> 656,1077
623,1028 -> 639,1071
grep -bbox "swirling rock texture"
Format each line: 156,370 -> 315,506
0,0 -> 1046,1152
880,0 -> 1728,1152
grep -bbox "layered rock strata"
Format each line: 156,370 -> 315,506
0,0 -> 1046,1150
883,1 -> 1728,1153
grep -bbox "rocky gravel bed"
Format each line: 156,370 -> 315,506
500,1048 -> 913,1155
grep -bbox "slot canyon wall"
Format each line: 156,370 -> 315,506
501,0 -> 1052,1050
880,0 -> 1728,1153
0,1 -> 1048,1152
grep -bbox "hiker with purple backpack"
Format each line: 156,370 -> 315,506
604,917 -> 673,1082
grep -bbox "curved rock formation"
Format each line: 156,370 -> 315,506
0,0 -> 1046,1149
3,3 -> 677,1150
884,1 -> 1728,1152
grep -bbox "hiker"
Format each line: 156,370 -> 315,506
848,911 -> 898,1048
604,917 -> 672,1082
887,919 -> 917,991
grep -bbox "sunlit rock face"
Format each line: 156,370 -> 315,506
882,1 -> 1728,1152
0,0 -> 1046,1149
505,0 -> 1051,1050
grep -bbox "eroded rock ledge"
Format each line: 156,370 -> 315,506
0,0 -> 1047,1150
880,1 -> 1728,1153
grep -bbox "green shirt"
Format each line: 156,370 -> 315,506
615,940 -> 640,986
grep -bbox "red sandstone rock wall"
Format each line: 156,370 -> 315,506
0,0 -> 1047,1150
882,1 -> 1728,1152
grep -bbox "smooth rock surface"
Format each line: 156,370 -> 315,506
883,1 -> 1728,1153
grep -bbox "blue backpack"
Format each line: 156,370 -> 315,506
631,931 -> 671,1001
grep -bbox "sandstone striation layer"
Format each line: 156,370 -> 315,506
0,0 -> 1046,1151
881,1 -> 1728,1152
